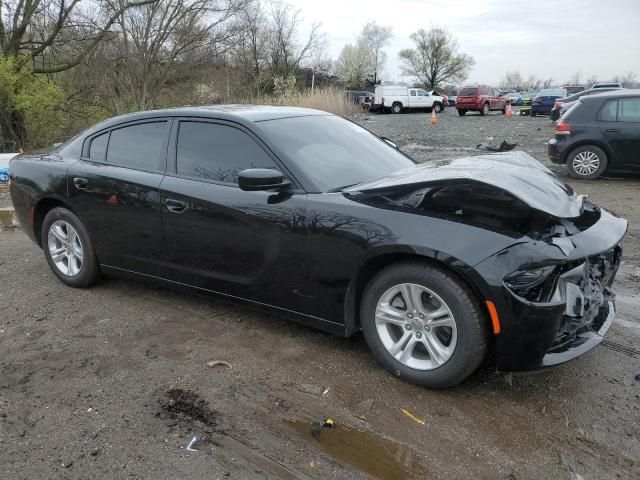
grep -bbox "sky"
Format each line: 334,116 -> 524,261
287,0 -> 640,86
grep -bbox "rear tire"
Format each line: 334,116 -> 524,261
360,262 -> 487,389
391,102 -> 403,114
566,145 -> 608,180
457,109 -> 467,116
480,103 -> 490,116
42,207 -> 101,288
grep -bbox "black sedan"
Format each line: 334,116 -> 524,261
9,106 -> 626,388
548,90 -> 640,179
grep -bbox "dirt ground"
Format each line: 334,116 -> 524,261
1,109 -> 639,480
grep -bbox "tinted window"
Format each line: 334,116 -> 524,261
176,122 -> 278,184
538,89 -> 567,97
600,101 -> 618,121
260,115 -> 415,192
619,98 -> 640,122
410,90 -> 416,96
89,132 -> 108,162
107,122 -> 167,171
459,87 -> 477,96
417,90 -> 427,96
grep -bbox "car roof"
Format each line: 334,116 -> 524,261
89,105 -> 330,132
580,89 -> 640,102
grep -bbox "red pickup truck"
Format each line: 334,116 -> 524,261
456,85 -> 509,116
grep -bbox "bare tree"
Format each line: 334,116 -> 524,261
360,21 -> 392,84
398,27 -> 474,89
568,70 -> 582,85
613,71 -> 637,87
104,0 -> 245,110
499,71 -> 524,90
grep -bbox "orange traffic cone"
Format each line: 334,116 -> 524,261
506,103 -> 513,118
431,109 -> 437,124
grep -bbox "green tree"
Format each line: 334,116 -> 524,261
0,56 -> 65,150
399,27 -> 474,89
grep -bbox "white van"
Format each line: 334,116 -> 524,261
372,85 -> 445,114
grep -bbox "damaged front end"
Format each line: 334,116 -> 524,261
346,152 -> 627,371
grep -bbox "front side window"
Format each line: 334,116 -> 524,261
417,90 -> 427,96
89,132 -> 108,162
618,98 -> 640,122
106,122 -> 167,171
176,122 -> 278,184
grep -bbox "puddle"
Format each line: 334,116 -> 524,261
286,420 -> 428,480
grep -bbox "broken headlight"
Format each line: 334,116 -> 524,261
504,266 -> 559,302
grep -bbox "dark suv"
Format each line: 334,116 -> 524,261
455,85 -> 509,116
548,90 -> 640,179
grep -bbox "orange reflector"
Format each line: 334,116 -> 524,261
29,206 -> 35,225
486,300 -> 501,334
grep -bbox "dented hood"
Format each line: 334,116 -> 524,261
347,151 -> 583,218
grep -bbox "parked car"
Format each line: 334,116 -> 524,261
563,85 -> 586,95
521,92 -> 534,106
592,82 -> 623,89
447,95 -> 457,107
550,87 -> 622,121
8,106 -> 627,388
531,88 -> 567,116
455,85 -> 509,116
505,92 -> 523,106
548,90 -> 640,179
372,85 -> 444,113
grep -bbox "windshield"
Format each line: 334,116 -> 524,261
260,115 -> 415,192
459,87 -> 478,96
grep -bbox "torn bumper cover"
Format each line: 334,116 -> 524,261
475,207 -> 626,372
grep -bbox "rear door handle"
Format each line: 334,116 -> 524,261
73,177 -> 88,190
165,199 -> 187,213
605,128 -> 621,133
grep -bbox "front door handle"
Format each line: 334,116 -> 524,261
605,128 -> 621,133
165,199 -> 187,213
73,177 -> 88,190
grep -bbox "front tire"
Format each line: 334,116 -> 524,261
42,207 -> 101,288
457,109 -> 467,116
433,102 -> 443,113
361,262 -> 487,389
567,145 -> 608,180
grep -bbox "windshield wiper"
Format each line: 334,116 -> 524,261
327,183 -> 359,193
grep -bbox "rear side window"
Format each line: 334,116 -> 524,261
600,101 -> 618,121
176,122 -> 278,184
89,132 -> 108,162
459,87 -> 477,96
410,90 -> 416,96
107,122 -> 167,172
619,98 -> 640,122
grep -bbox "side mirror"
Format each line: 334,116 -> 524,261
238,168 -> 290,191
380,136 -> 399,149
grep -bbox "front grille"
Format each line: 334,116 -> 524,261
548,245 -> 620,352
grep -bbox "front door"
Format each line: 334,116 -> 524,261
67,119 -> 170,275
159,119 -> 311,313
599,97 -> 640,171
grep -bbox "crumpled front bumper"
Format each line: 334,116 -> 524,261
474,207 -> 627,372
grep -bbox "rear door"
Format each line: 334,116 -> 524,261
68,119 -> 170,275
159,119 -> 311,312
599,98 -> 640,171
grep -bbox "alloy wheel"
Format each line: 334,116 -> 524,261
572,151 -> 600,176
47,220 -> 84,276
375,283 -> 457,370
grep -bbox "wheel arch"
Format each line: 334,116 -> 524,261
343,251 -> 491,337
33,196 -> 78,247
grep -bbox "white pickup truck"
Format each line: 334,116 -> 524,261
372,85 -> 445,114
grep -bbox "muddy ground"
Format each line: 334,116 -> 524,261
1,109 -> 639,480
